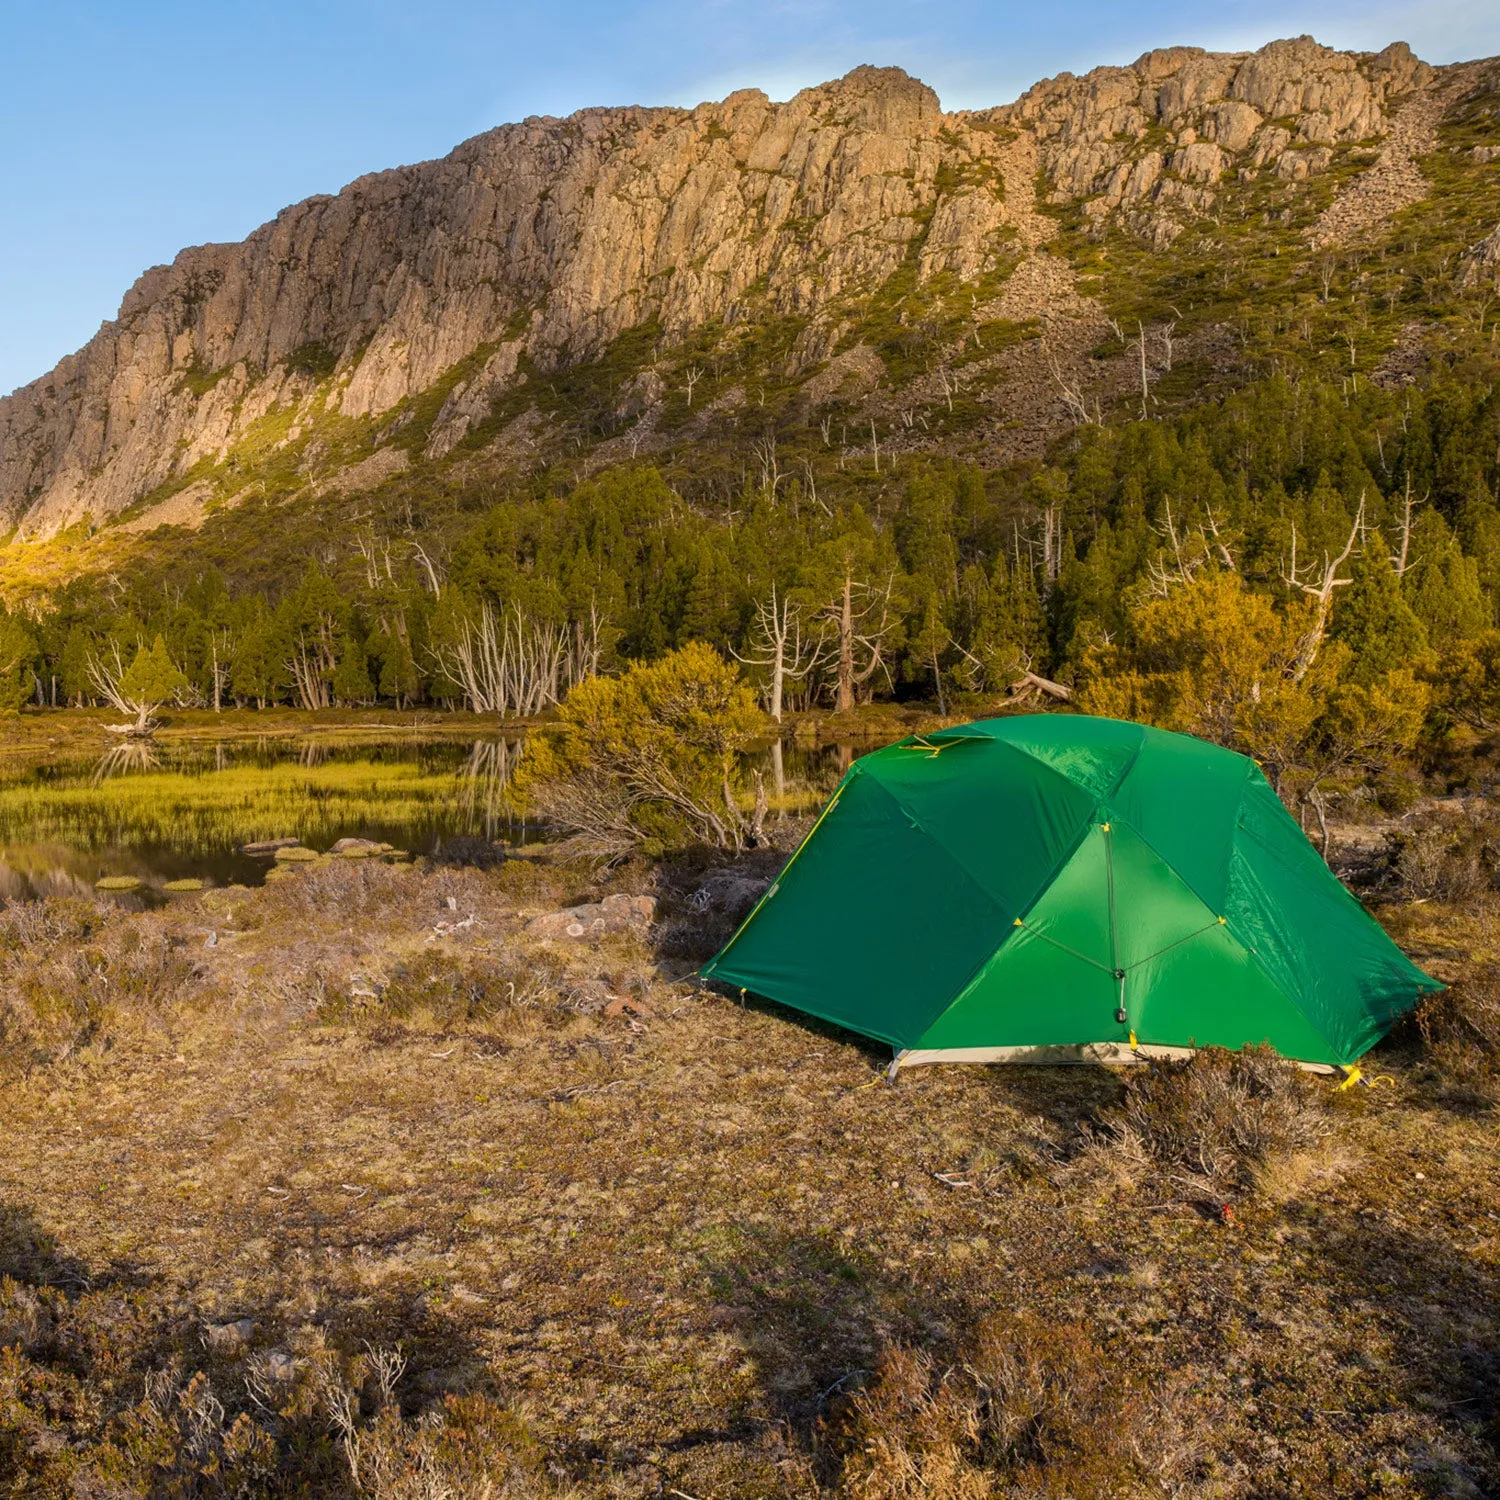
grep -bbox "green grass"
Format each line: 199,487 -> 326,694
0,756 -> 492,855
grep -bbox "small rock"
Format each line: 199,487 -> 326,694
205,1318 -> 256,1350
525,894 -> 657,941
688,874 -> 771,922
264,1350 -> 296,1381
239,838 -> 301,855
603,995 -> 655,1019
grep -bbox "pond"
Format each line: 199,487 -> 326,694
0,733 -> 862,906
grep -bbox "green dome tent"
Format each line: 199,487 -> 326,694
703,715 -> 1439,1073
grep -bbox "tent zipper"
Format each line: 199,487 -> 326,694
1103,820 -> 1127,1025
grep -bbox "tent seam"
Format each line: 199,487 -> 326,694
914,811 -> 1110,1044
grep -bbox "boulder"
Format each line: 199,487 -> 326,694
688,872 -> 774,923
525,893 -> 657,941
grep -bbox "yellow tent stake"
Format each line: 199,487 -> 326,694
1335,1065 -> 1363,1091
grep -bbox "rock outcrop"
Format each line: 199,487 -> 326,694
0,39 -> 1470,538
992,37 -> 1433,246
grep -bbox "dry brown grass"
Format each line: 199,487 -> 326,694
1077,1046 -> 1333,1201
1409,976 -> 1500,1109
831,1312 -> 1198,1499
0,855 -> 1497,1496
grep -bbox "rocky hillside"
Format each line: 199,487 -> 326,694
1,36 -> 1496,542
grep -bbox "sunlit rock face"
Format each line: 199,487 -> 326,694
0,40 -> 1449,537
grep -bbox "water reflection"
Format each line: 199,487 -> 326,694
91,739 -> 162,784
0,733 -> 873,898
458,739 -> 526,839
0,737 -> 526,894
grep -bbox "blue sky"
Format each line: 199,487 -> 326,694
3,0 -> 1496,396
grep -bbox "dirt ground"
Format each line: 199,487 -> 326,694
0,846 -> 1497,1498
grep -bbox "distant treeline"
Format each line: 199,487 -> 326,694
3,368 -> 1499,752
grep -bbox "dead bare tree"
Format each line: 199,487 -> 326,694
1040,506 -> 1063,586
1282,495 -> 1365,682
432,601 -> 604,716
683,365 -> 703,407
1157,315 -> 1179,372
1146,500 -> 1239,596
287,627 -> 335,711
208,629 -> 232,713
752,431 -> 783,498
410,541 -> 446,596
800,457 -> 831,516
1007,652 -> 1073,703
818,566 -> 899,713
1044,343 -> 1102,426
1205,506 -> 1238,571
85,642 -> 135,719
1391,477 -> 1426,578
1131,319 -> 1152,420
731,584 -> 827,721
352,531 -> 393,590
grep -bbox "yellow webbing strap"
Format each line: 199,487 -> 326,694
898,735 -> 960,758
1338,1067 -> 1396,1090
1129,1030 -> 1139,1051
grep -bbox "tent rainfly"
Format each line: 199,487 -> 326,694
702,715 -> 1440,1074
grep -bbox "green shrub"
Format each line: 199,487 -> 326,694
513,643 -> 766,855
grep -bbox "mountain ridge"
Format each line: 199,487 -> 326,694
0,35 -> 1495,546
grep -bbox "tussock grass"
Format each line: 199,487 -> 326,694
1076,1045 -> 1332,1200
1411,976 -> 1500,1107
833,1311 -> 1197,1499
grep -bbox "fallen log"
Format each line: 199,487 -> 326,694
1008,671 -> 1073,703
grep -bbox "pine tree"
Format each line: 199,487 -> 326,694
59,624 -> 94,707
0,612 -> 37,712
229,606 -> 285,705
116,635 -> 188,732
332,633 -> 374,707
377,628 -> 420,707
1407,533 -> 1491,641
1330,535 -> 1430,683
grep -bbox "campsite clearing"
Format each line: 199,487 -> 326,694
0,851 -> 1496,1495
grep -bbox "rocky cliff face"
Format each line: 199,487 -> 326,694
0,37 -> 1475,538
